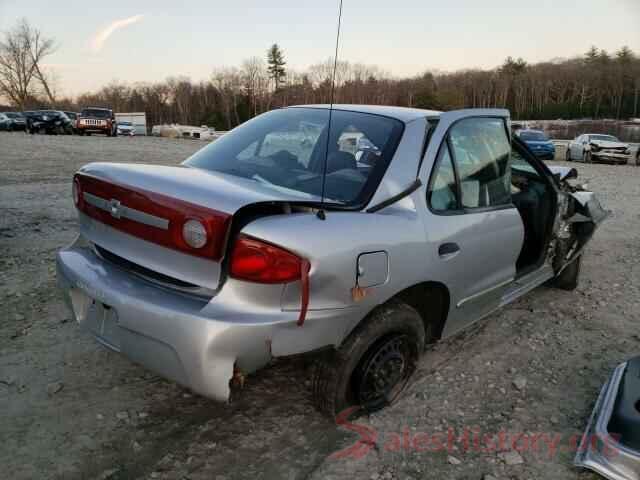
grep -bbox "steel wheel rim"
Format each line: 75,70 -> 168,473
353,334 -> 413,409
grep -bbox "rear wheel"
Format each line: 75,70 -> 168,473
311,299 -> 426,418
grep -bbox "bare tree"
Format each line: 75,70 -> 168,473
0,19 -> 57,108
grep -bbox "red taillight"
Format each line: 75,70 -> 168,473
74,173 -> 231,260
230,236 -> 303,284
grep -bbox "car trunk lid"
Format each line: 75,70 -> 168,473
74,162 -> 317,290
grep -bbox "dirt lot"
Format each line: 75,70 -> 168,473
1,132 -> 639,480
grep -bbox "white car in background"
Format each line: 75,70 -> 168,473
565,133 -> 631,164
117,121 -> 136,136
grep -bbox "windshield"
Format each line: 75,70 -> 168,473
81,109 -> 111,118
519,130 -> 548,141
184,108 -> 403,207
589,134 -> 618,142
119,121 -> 132,126
4,112 -> 22,119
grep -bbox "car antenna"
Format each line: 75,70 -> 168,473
317,0 -> 344,221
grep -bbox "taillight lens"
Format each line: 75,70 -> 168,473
230,236 -> 303,284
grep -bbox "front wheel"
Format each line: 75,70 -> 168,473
565,147 -> 572,161
583,151 -> 592,163
311,299 -> 427,417
551,255 -> 582,291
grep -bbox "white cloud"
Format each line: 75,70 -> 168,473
90,14 -> 144,53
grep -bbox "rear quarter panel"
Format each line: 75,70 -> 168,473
241,194 -> 441,340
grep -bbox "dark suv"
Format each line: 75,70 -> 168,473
77,107 -> 117,136
24,110 -> 74,135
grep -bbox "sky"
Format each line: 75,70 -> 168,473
1,0 -> 639,98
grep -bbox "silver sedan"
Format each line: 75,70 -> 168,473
57,105 -> 607,416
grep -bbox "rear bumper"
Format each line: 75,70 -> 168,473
56,237 -> 354,401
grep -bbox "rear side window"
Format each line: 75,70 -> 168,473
449,118 -> 511,209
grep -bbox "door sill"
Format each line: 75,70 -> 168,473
500,265 -> 554,306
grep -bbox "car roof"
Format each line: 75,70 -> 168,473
288,104 -> 442,122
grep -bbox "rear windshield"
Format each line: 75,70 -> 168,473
519,130 -> 548,141
589,134 -> 618,142
81,109 -> 111,118
184,108 -> 404,207
4,112 -> 22,119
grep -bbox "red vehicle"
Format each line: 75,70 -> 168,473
77,107 -> 117,136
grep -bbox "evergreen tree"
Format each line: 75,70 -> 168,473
585,46 -> 599,64
267,43 -> 286,90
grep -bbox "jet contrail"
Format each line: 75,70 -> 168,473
90,14 -> 144,53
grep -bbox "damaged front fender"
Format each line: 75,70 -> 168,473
552,188 -> 609,273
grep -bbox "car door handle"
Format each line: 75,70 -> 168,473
438,242 -> 460,258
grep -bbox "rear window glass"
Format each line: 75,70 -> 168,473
184,108 -> 403,207
81,109 -> 111,118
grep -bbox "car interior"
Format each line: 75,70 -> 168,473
510,139 -> 556,275
209,111 -> 398,205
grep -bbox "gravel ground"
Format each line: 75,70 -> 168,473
1,132 -> 639,480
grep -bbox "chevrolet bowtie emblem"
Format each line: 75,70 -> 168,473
109,199 -> 122,218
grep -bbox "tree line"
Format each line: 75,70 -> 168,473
1,20 -> 639,130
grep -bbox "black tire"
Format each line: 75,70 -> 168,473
565,147 -> 572,161
551,255 -> 582,291
583,151 -> 592,163
312,299 -> 427,418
